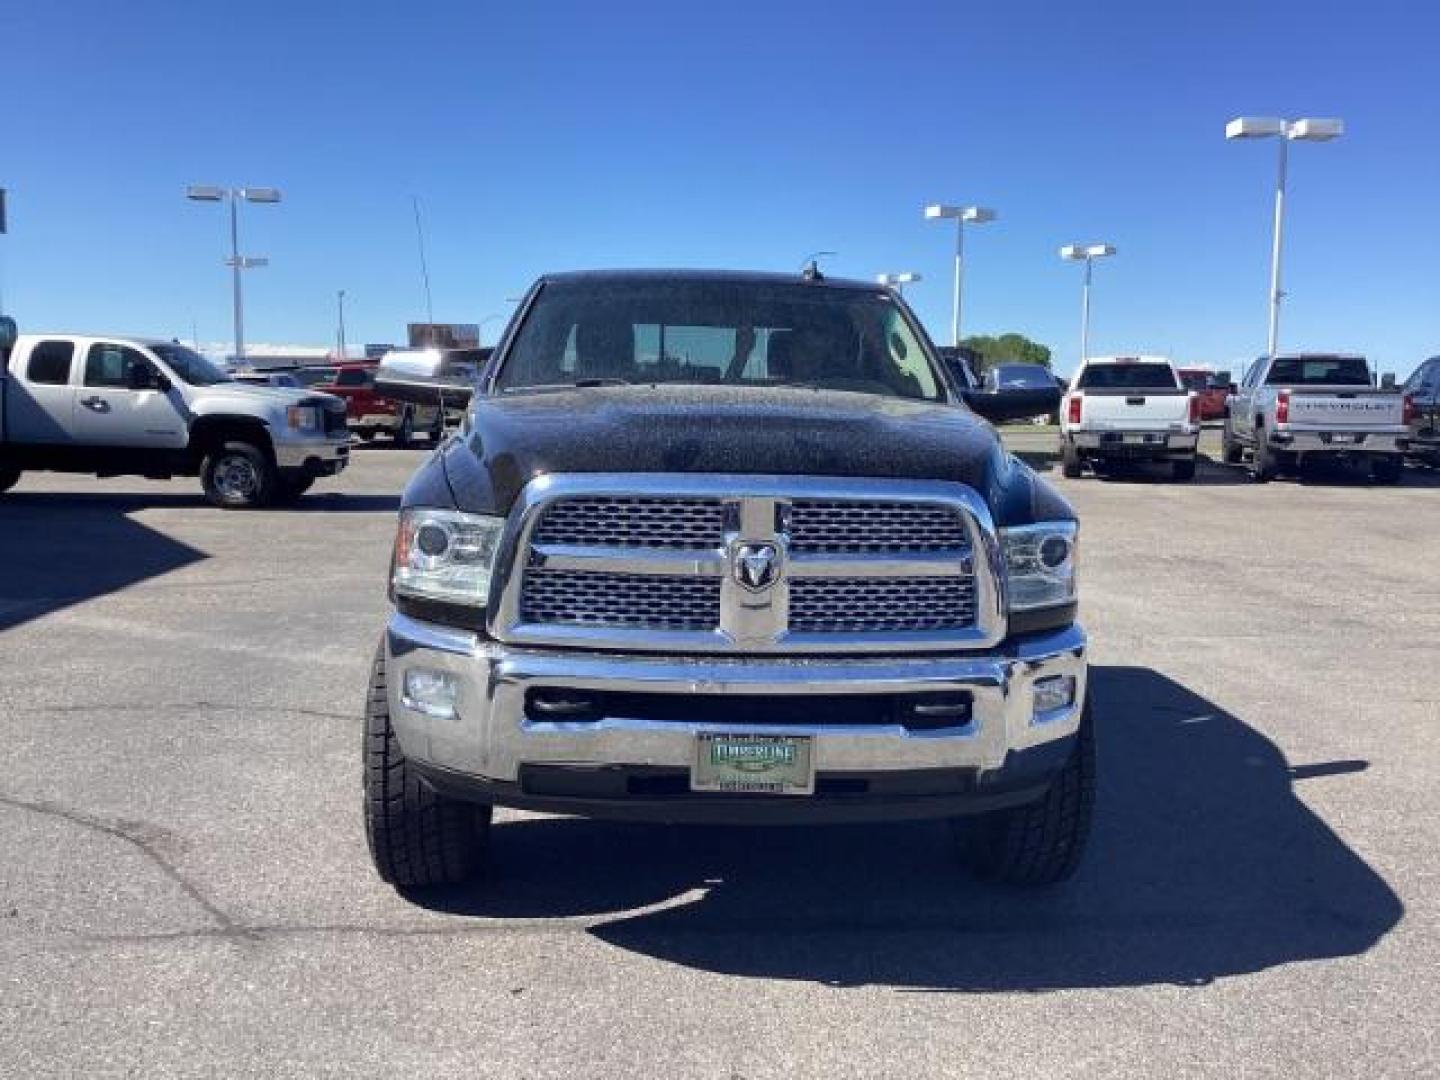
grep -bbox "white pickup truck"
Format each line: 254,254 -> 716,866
0,319 -> 351,507
1222,353 -> 1410,483
1059,356 -> 1200,481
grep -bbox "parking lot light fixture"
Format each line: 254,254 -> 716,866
1060,243 -> 1116,366
186,184 -> 283,364
876,271 -> 922,296
923,204 -> 996,347
1225,115 -> 1344,364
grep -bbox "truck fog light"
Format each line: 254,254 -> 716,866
402,667 -> 460,719
1033,674 -> 1076,717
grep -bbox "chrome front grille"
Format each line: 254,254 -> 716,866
500,476 -> 1001,653
532,497 -> 724,549
789,577 -> 977,633
787,500 -> 968,554
521,570 -> 721,631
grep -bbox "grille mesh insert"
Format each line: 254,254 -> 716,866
521,570 -> 721,631
533,498 -> 725,549
788,500 -> 968,554
789,577 -> 977,633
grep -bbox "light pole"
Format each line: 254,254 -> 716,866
923,204 -> 995,347
186,185 -> 281,365
337,290 -> 348,360
1059,244 -> 1116,366
1225,116 -> 1343,363
876,272 -> 922,296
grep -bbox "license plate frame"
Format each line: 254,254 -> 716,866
1328,433 -> 1358,445
1123,432 -> 1164,445
692,733 -> 815,795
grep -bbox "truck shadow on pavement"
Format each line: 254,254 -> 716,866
0,491 -> 397,632
418,665 -> 1403,990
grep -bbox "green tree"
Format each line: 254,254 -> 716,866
960,332 -> 1052,374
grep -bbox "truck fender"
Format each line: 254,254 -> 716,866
187,414 -> 276,464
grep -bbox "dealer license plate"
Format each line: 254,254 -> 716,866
1329,433 -> 1357,445
692,734 -> 815,795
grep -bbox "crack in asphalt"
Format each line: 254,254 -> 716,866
0,793 -> 256,941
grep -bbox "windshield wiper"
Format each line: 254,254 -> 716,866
504,378 -> 632,393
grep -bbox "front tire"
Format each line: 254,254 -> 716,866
363,645 -> 487,889
1171,457 -> 1196,482
959,698 -> 1095,887
201,441 -> 276,508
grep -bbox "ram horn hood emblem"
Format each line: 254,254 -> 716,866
733,542 -> 781,591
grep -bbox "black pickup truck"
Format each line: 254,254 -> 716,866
366,270 -> 1089,890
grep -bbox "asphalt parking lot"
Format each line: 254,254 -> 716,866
2,435 -> 1437,1078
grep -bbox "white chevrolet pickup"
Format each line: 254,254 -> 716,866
0,320 -> 350,506
1059,356 -> 1200,481
1222,353 -> 1411,483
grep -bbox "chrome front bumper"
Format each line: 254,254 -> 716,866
274,435 -> 350,472
384,614 -> 1087,787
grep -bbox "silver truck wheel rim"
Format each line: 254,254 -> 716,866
214,455 -> 259,499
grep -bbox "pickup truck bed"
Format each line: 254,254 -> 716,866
1224,354 -> 1409,483
1059,357 -> 1200,480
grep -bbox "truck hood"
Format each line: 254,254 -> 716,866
423,385 -> 1073,528
191,382 -> 340,412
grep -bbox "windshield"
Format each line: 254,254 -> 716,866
150,343 -> 231,386
1076,362 -> 1178,390
1267,356 -> 1371,387
990,364 -> 1055,389
496,280 -> 944,401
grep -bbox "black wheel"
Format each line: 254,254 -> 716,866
276,475 -> 315,503
1060,440 -> 1083,479
428,416 -> 445,445
363,645 -> 487,889
1221,422 -> 1243,464
1171,457 -> 1196,482
1250,433 -> 1276,483
201,441 -> 276,508
960,697 -> 1095,887
0,464 -> 21,495
394,410 -> 415,447
1371,457 -> 1404,485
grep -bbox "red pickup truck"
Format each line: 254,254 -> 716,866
317,363 -> 441,445
1178,367 -> 1231,422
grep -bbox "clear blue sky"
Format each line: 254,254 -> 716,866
4,0 -> 1437,376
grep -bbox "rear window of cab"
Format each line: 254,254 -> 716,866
1076,363 -> 1178,390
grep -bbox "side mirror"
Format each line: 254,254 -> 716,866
1380,372 -> 1397,390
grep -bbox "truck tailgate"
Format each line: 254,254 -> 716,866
1285,390 -> 1403,429
1076,390 -> 1189,430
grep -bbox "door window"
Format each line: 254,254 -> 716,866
84,343 -> 153,388
26,340 -> 75,385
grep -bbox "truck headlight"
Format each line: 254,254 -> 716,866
287,405 -> 322,433
999,521 -> 1077,612
392,509 -> 504,606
